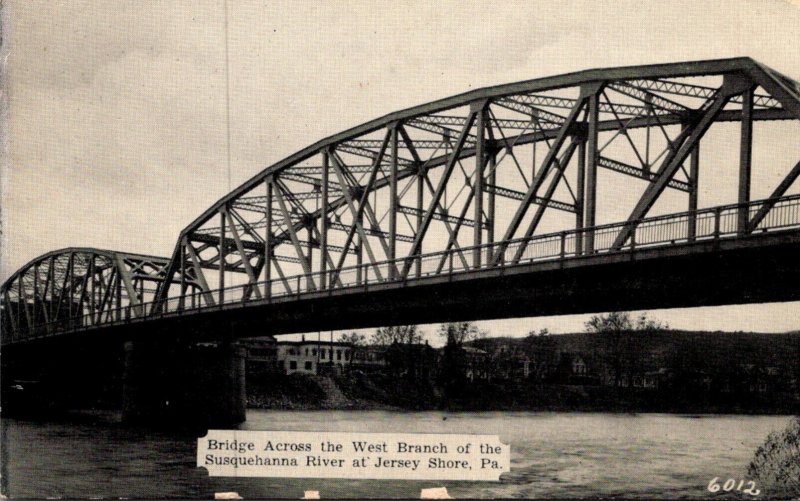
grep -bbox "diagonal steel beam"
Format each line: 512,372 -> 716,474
18,275 -> 32,335
415,162 -> 471,270
433,152 -> 490,274
224,207 -> 263,299
184,240 -> 216,307
96,268 -> 117,323
493,87 -> 597,264
309,225 -> 344,288
53,253 -> 73,322
3,289 -> 19,337
748,159 -> 800,231
269,255 -> 293,295
513,140 -> 580,264
330,151 -> 386,281
401,111 -> 477,278
115,255 -> 144,317
611,74 -> 756,249
273,180 -> 317,290
329,131 -> 390,273
746,64 -> 800,121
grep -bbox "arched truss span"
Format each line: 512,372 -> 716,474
6,59 -> 800,332
0,248 -> 198,344
151,57 -> 800,309
148,58 -> 800,309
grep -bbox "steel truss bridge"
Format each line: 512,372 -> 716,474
4,57 -> 800,346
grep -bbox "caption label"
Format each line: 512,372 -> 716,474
198,430 -> 510,481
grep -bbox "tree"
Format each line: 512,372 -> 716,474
339,332 -> 366,345
524,328 -> 557,381
635,313 -> 668,331
437,322 -> 487,394
585,311 -> 665,387
371,325 -> 423,345
437,321 -> 485,347
748,417 -> 800,496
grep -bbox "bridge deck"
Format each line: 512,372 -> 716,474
5,193 -> 800,346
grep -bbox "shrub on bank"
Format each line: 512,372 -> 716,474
247,373 -> 326,408
747,416 -> 800,497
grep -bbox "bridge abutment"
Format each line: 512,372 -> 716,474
122,339 -> 246,428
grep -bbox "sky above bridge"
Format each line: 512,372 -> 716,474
4,0 -> 800,340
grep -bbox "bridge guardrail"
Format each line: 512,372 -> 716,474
5,193 -> 800,344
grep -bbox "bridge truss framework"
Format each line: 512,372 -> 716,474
3,57 -> 800,345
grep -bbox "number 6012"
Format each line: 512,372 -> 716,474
707,477 -> 760,496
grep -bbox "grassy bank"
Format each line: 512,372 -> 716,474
246,370 -> 799,414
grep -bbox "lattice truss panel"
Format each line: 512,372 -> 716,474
149,59 -> 800,309
0,249 -> 199,342
5,59 -> 800,331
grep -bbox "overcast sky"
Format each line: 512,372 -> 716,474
3,0 -> 800,344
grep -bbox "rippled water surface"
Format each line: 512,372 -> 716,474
1,411 -> 792,498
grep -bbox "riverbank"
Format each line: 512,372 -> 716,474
246,372 -> 800,414
246,373 -> 401,411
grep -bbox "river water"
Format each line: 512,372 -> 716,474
1,411 -> 792,499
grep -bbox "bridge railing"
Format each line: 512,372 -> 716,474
5,193 -> 800,344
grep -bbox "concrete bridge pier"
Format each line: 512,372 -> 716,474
122,339 -> 246,428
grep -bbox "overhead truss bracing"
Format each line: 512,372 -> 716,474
0,248 -> 198,344
144,57 -> 799,309
4,58 -> 800,342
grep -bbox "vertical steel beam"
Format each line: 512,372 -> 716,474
416,167 -> 424,278
43,256 -> 54,323
575,140 -> 586,255
493,86 -> 598,265
32,262 -> 39,331
738,86 -> 754,235
584,92 -> 600,254
487,151 -> 496,261
89,254 -> 96,325
116,267 -> 122,320
19,275 -> 30,335
389,125 -> 399,278
179,240 -> 187,310
76,259 -> 91,324
219,210 -> 227,304
396,124 -> 426,277
356,214 -> 363,285
612,74 -> 754,249
307,225 -> 314,274
311,225 -> 343,288
264,179 -> 273,297
688,142 -> 700,241
329,152 -> 385,280
473,104 -> 486,268
63,252 -> 74,320
402,111 -> 477,278
320,151 -> 329,289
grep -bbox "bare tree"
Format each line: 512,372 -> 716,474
437,321 -> 485,347
585,312 -> 665,387
371,325 -> 423,345
339,332 -> 366,345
